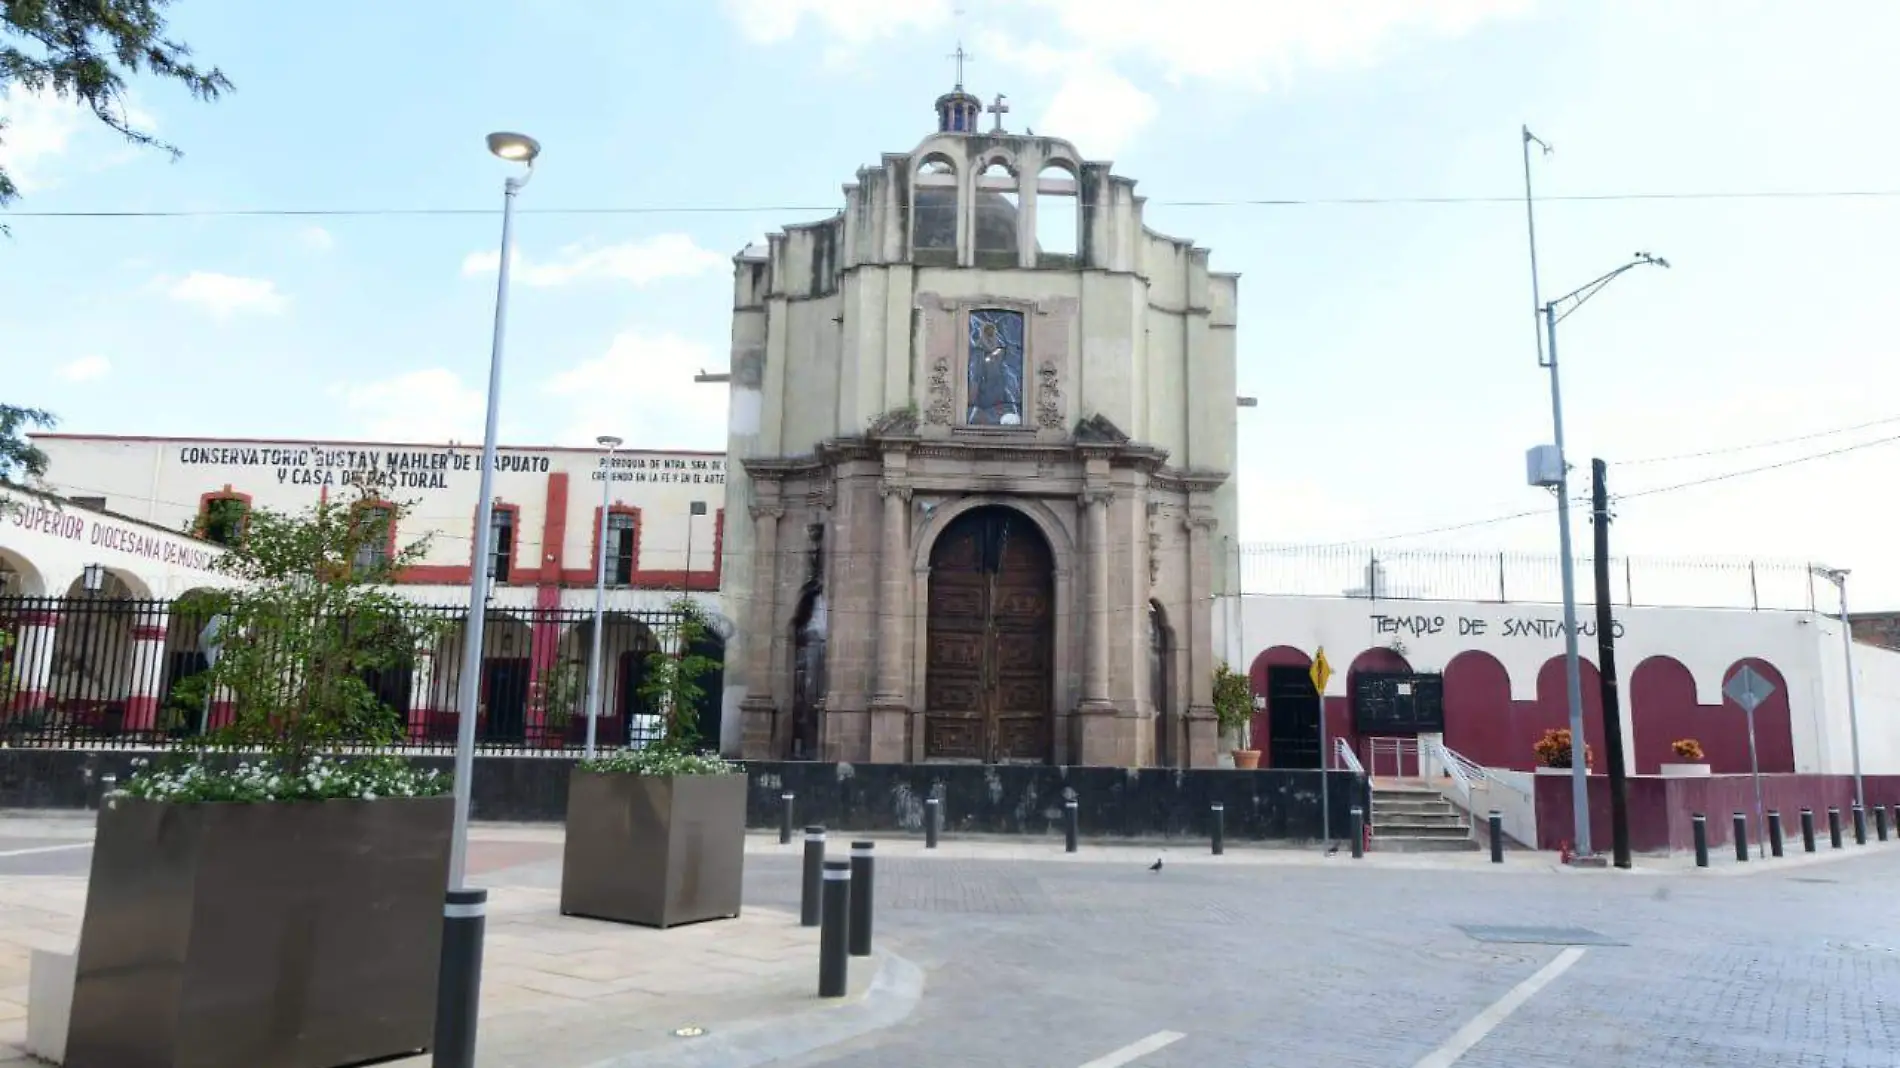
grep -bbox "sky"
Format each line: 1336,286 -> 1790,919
4,0 -> 1899,606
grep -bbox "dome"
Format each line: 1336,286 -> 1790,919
913,186 -> 1022,256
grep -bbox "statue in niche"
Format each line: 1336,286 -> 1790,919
967,309 -> 1025,426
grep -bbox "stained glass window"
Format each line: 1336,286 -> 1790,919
966,309 -> 1026,426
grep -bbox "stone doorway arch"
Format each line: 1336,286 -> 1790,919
923,505 -> 1055,763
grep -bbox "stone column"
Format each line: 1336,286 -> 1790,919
738,498 -> 784,758
1183,507 -> 1220,767
1082,487 -> 1114,707
122,609 -> 169,732
867,475 -> 912,762
408,648 -> 436,742
8,612 -> 59,713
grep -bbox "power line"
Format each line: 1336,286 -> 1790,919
1613,412 -> 1900,465
1614,432 -> 1900,501
10,187 -> 1900,220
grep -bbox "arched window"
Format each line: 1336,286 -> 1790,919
912,156 -> 958,257
974,161 -> 1019,258
196,488 -> 251,547
1034,161 -> 1080,263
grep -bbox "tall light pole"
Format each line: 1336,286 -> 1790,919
1813,566 -> 1865,808
448,130 -> 539,892
1531,251 -> 1669,861
584,435 -> 623,759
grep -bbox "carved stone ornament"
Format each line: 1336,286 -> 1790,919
1078,486 -> 1116,508
1183,509 -> 1219,532
747,502 -> 785,522
1148,528 -> 1162,587
1035,360 -> 1063,429
926,357 -> 953,425
879,480 -> 914,502
1073,412 -> 1130,444
868,406 -> 919,437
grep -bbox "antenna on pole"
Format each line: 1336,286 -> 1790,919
1523,125 -> 1554,368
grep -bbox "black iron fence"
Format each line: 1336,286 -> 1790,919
0,597 -> 723,754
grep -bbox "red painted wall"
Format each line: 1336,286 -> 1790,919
1628,656 -> 1794,775
1535,773 -> 1900,853
1442,653 -> 1606,772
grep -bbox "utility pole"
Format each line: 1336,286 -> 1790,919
1590,459 -> 1632,869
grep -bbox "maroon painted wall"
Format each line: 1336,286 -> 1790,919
1534,773 -> 1900,853
1627,657 -> 1794,775
1442,653 -> 1606,772
1247,646 -> 1413,772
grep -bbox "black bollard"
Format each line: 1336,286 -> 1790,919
848,841 -> 875,957
801,826 -> 826,927
1211,802 -> 1225,856
432,887 -> 487,1068
1488,810 -> 1504,864
818,860 -> 850,998
1692,814 -> 1709,869
1768,810 -> 1784,858
1064,799 -> 1078,853
779,792 -> 795,845
1829,806 -> 1843,849
1877,805 -> 1889,843
924,797 -> 940,849
1351,806 -> 1366,860
1801,808 -> 1816,853
1733,812 -> 1749,862
1852,804 -> 1867,846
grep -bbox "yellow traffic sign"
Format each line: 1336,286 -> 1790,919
1310,647 -> 1333,695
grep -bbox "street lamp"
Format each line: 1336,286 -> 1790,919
449,131 -> 539,892
81,563 -> 105,595
1530,251 -> 1669,862
583,435 -> 623,759
1812,565 -> 1865,808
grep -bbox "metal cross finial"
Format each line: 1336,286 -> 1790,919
987,93 -> 1009,133
949,41 -> 972,89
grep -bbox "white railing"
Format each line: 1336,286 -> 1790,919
1363,736 -> 1419,779
1333,736 -> 1364,775
1420,737 -> 1477,812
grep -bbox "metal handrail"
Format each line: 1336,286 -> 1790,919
1333,736 -> 1364,775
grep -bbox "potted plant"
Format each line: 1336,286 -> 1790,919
1661,737 -> 1711,777
1532,727 -> 1593,775
66,493 -> 452,1068
561,596 -> 746,928
1212,661 -> 1259,769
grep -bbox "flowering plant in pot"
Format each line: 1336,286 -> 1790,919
1661,737 -> 1711,777
562,596 -> 747,928
1212,661 -> 1259,769
69,492 -> 453,1068
1533,728 -> 1593,772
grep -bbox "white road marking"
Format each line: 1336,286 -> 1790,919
0,842 -> 92,858
1412,947 -> 1587,1068
1077,1030 -> 1187,1068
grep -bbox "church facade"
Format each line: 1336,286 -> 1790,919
720,78 -> 1240,768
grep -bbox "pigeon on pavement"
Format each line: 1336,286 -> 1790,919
1149,858 -> 1164,872
1324,842 -> 1340,858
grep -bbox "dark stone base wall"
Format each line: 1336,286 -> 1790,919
0,751 -> 1367,842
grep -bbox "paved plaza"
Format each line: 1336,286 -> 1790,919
1,811 -> 1897,1066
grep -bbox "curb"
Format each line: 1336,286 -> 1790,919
577,951 -> 925,1068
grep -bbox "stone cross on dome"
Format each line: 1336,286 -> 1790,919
987,94 -> 1009,133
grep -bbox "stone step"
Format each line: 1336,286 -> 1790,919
1374,797 -> 1461,814
1371,836 -> 1484,853
1373,820 -> 1472,838
1374,811 -> 1468,829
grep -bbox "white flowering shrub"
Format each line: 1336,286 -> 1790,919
579,747 -> 740,777
122,754 -> 448,803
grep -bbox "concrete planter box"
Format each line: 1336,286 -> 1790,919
561,770 -> 745,928
1659,763 -> 1712,777
1535,766 -> 1592,776
66,794 -> 453,1068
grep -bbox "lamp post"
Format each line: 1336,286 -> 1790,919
1813,566 -> 1865,809
1529,252 -> 1669,861
449,130 -> 539,891
584,435 -> 623,759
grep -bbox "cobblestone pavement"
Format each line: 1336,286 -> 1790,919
739,838 -> 1900,1068
7,813 -> 1898,1067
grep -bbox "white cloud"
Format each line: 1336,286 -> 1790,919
1039,61 -> 1157,160
161,272 -> 289,318
721,0 -> 954,49
0,87 -> 85,193
58,355 -> 110,383
545,332 -> 728,450
460,234 -> 726,288
298,226 -> 335,252
342,368 -> 487,444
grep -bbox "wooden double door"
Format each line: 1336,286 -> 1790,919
924,507 -> 1055,763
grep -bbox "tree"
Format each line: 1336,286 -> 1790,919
638,596 -> 723,752
1,0 -> 232,208
0,403 -> 54,481
167,489 -> 442,775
